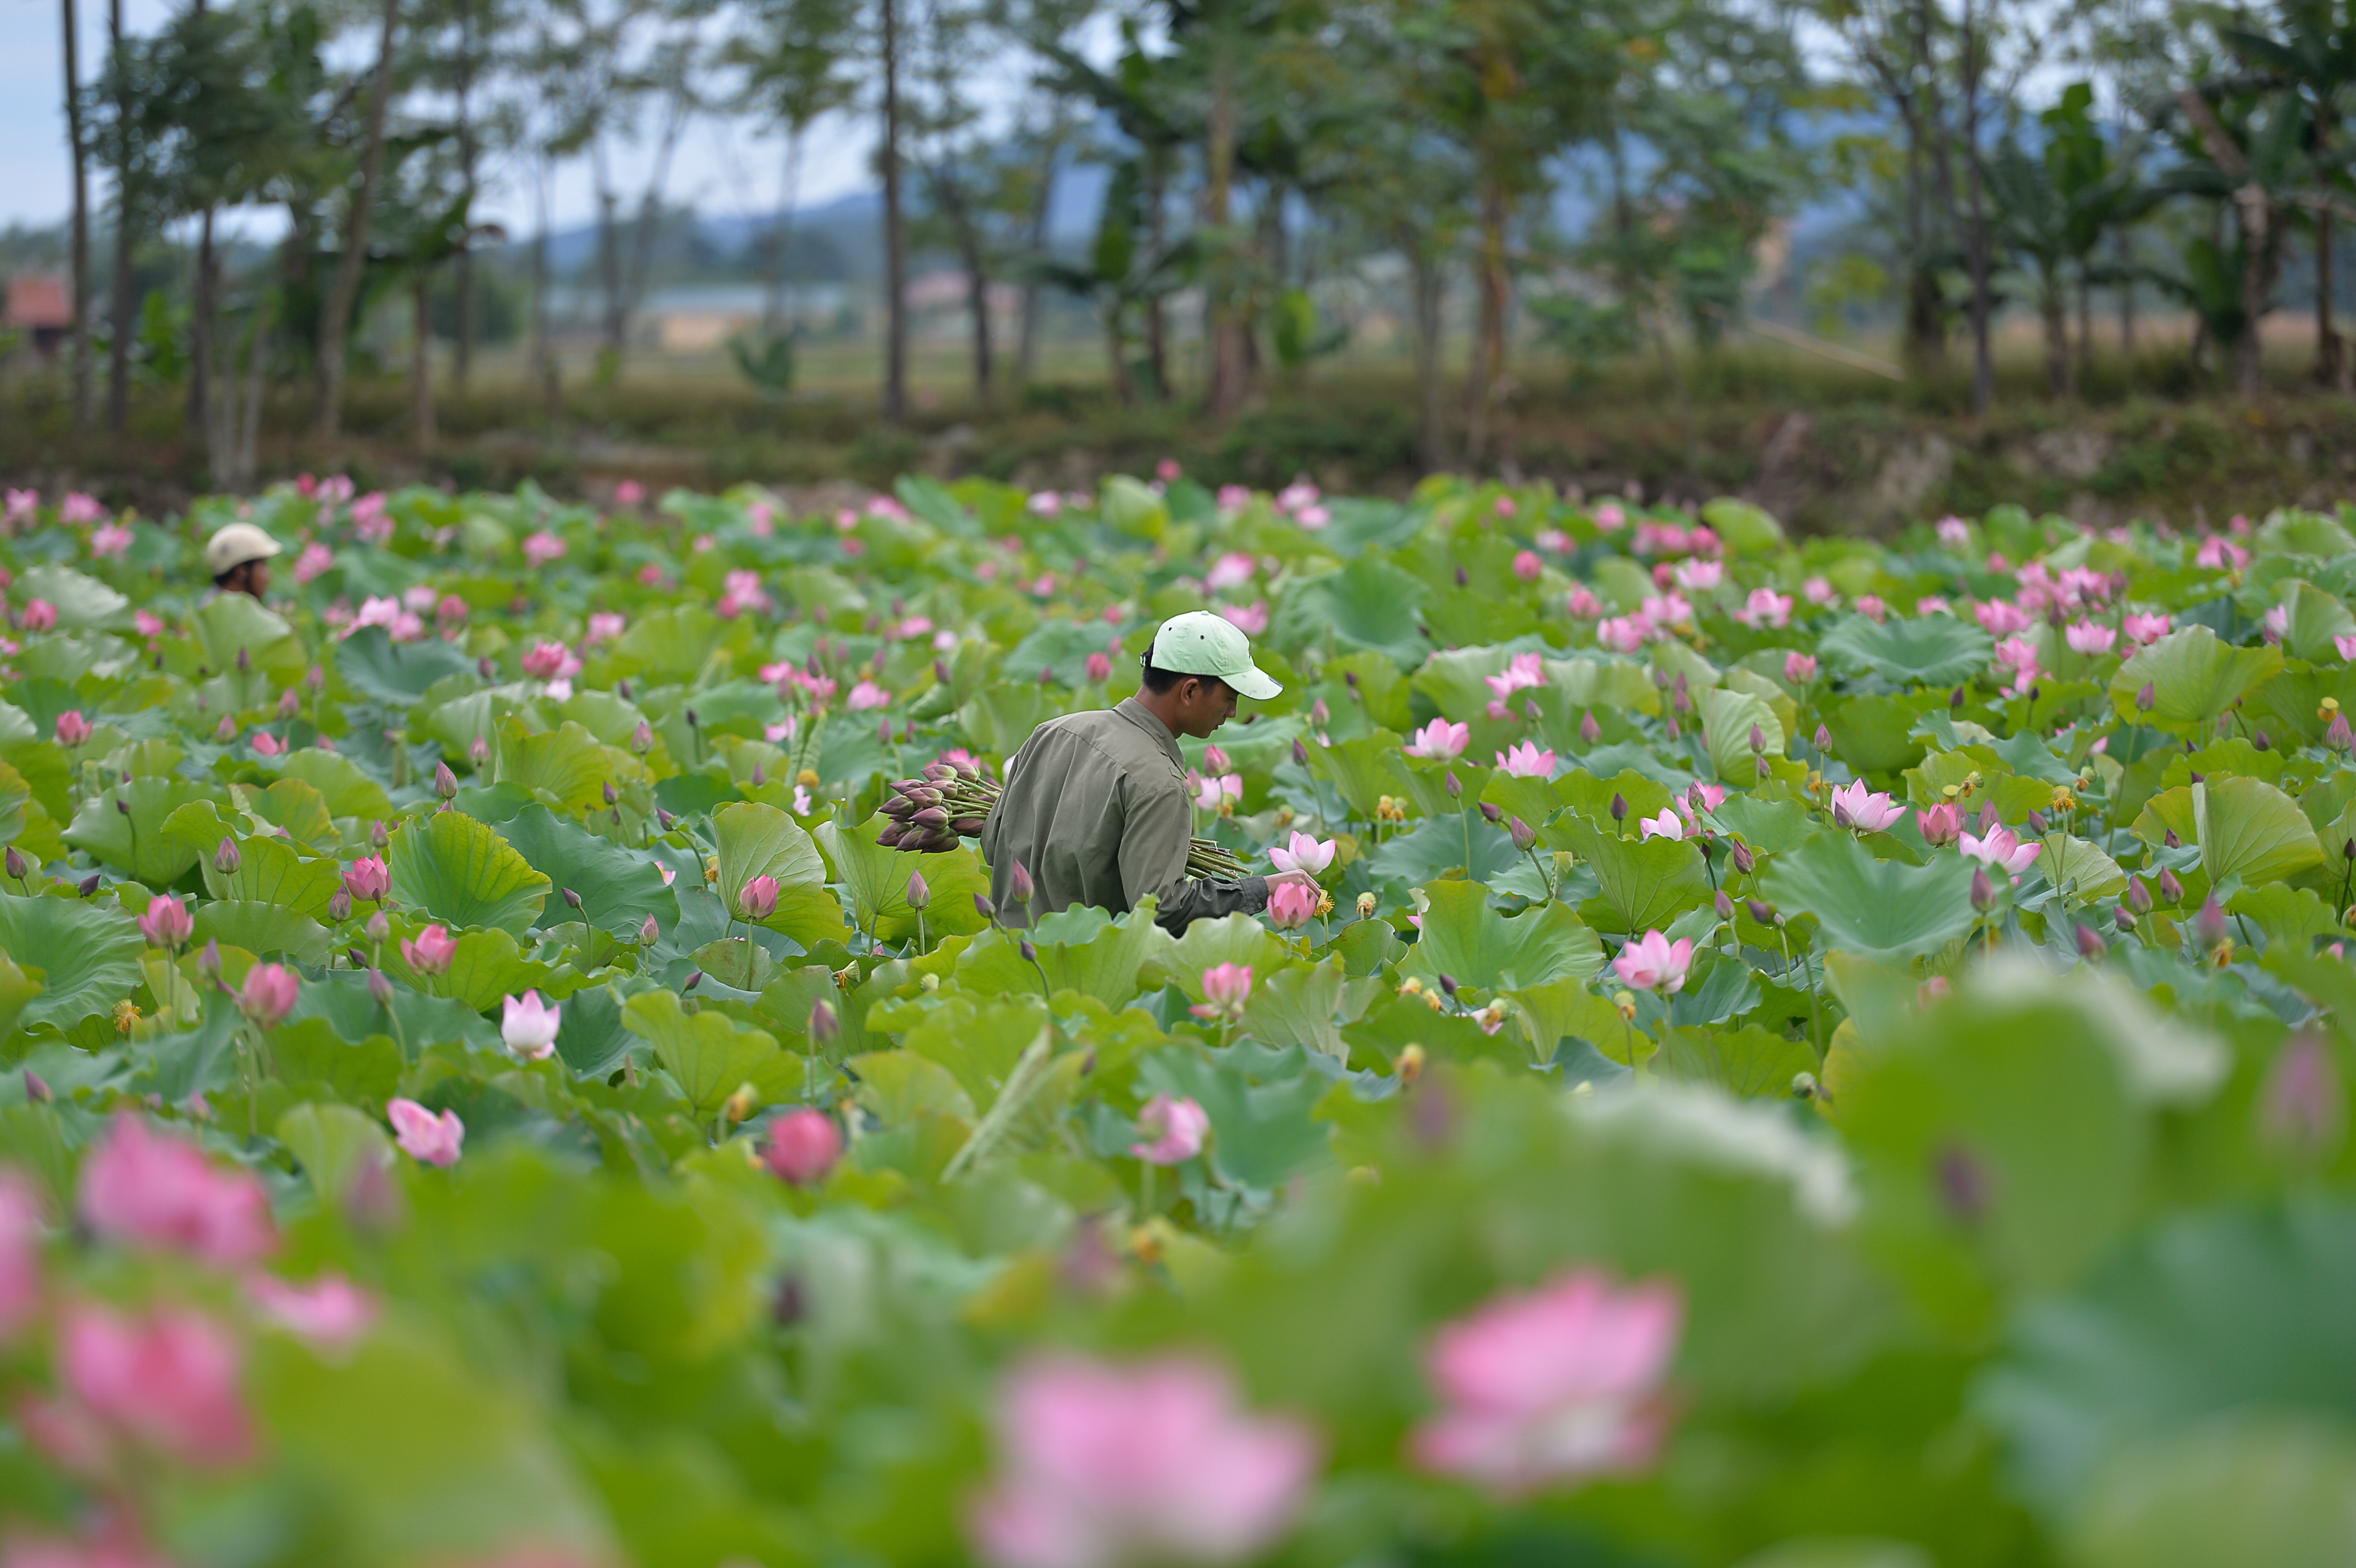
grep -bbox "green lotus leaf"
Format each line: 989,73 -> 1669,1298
191,900 -> 332,965
267,749 -> 396,824
2107,625 -> 2283,735
387,809 -> 551,936
1141,914 -> 1299,996
64,776 -> 211,885
0,893 -> 142,1034
607,604 -> 729,682
2276,580 -> 2356,665
719,802 -> 851,948
1135,1045 -> 1332,1191
495,805 -> 678,941
1698,685 -> 1785,785
1758,829 -> 1977,962
16,564 -> 131,632
1555,813 -> 1713,936
1308,730 -> 1409,820
335,625 -> 479,706
955,905 -> 1171,1006
275,1100 -> 395,1208
623,989 -> 795,1118
1825,693 -> 1933,777
1239,959 -> 1353,1058
1404,879 -> 1603,991
1819,612 -> 1995,686
1661,1022 -> 1818,1098
1272,554 -> 1432,668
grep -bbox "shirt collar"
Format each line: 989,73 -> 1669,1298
1114,696 -> 1187,770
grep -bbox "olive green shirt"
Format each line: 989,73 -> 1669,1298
982,696 -> 1269,934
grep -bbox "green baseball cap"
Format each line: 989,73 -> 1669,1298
1149,610 -> 1283,700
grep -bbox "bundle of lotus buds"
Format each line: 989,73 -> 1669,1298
881,761 -> 1256,880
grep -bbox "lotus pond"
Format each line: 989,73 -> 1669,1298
0,472 -> 2352,1568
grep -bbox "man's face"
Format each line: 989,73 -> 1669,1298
1173,676 -> 1239,738
242,561 -> 271,599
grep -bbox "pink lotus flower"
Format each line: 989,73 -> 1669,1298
1961,825 -> 2042,876
2195,536 -> 2250,571
401,924 -> 459,977
585,610 -> 626,645
1129,1095 -> 1211,1165
343,856 -> 389,903
1995,634 -> 2040,675
1593,502 -> 1626,531
54,710 -> 92,748
1268,832 -> 1335,876
2065,622 -> 2117,656
1204,553 -> 1257,592
1410,1268 -> 1682,1495
1915,595 -> 1952,616
1737,588 -> 1794,629
1671,559 -> 1723,593
970,1354 -> 1319,1568
1854,594 -> 1888,622
615,479 -> 646,506
1277,481 -> 1321,513
501,991 -> 561,1060
1189,963 -> 1253,1022
1028,491 -> 1063,516
1565,586 -> 1602,618
1936,516 -> 1971,550
739,874 -> 781,921
1675,783 -> 1725,825
2126,612 -> 2172,646
60,1303 -> 253,1468
138,895 -> 194,948
1294,505 -> 1330,530
521,530 -> 567,568
134,609 -> 164,638
1595,615 -> 1649,653
22,599 -> 57,633
1917,803 -> 1962,847
1085,652 -> 1113,684
3,489 -> 35,525
1207,485 -> 1247,512
1829,781 -> 1903,832
237,964 -> 299,1028
59,493 -> 105,526
2263,605 -> 2291,644
1194,773 -> 1243,812
848,680 -> 892,711
1266,880 -> 1320,931
89,523 -> 133,560
351,492 -> 392,544
1406,720 -> 1470,761
1612,930 -> 1693,993
245,1273 -> 377,1348
1636,807 -> 1683,843
0,1173 -> 41,1340
1640,593 -> 1695,628
78,1116 -> 274,1266
1511,550 -> 1542,584
387,1099 -> 464,1167
291,543 -> 334,585
1783,652 -> 1817,684
1485,653 -> 1547,706
1218,602 -> 1269,636
1495,742 -> 1556,779
520,641 -> 579,681
763,1108 -> 842,1186
250,731 -> 283,757
1802,576 -> 1837,607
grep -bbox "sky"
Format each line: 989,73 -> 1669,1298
0,0 -> 884,246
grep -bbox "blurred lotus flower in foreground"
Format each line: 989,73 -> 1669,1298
0,1173 -> 43,1339
1411,1268 -> 1682,1496
1611,930 -> 1693,994
1193,773 -> 1243,813
54,710 -> 91,748
2064,622 -> 2117,656
1268,832 -> 1334,877
1189,963 -> 1253,1022
1405,720 -> 1470,761
78,1116 -> 274,1265
22,599 -> 57,632
237,964 -> 300,1028
764,1108 -> 842,1186
1130,1095 -> 1211,1165
246,1273 -> 378,1349
59,1302 -> 254,1468
502,991 -> 562,1060
388,1100 -> 464,1167
970,1353 -> 1319,1568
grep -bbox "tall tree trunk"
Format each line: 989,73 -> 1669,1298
1143,152 -> 1168,400
1102,302 -> 1134,404
615,90 -> 694,375
2316,208 -> 2343,387
63,0 -> 92,430
2116,232 -> 2136,358
2076,263 -> 2094,388
1902,115 -> 1943,372
880,0 -> 908,423
314,0 -> 404,442
594,142 -> 625,365
1016,129 -> 1060,382
412,272 -> 436,453
234,307 -> 267,488
1405,234 -> 1445,470
1464,161 -> 1510,462
105,0 -> 130,434
533,154 -> 560,414
927,166 -> 993,405
190,207 -> 215,448
1960,0 -> 1993,415
2041,269 -> 2071,398
766,129 -> 804,327
2176,87 -> 2272,401
453,0 -> 476,391
1203,43 -> 1249,420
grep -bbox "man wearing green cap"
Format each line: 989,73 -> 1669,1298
982,610 -> 1318,933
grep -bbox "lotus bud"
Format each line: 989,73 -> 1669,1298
682,971 -> 702,992
1970,867 -> 1996,913
1814,723 -> 1832,751
2122,874 -> 2151,915
907,870 -> 930,910
371,818 -> 390,850
214,837 -> 241,874
657,808 -> 676,832
1479,801 -> 1503,824
2164,828 -> 2181,849
1509,816 -> 1537,851
1729,840 -> 1755,875
469,734 -> 490,769
2127,680 -> 2155,713
1524,697 -> 1542,723
367,968 -> 393,1007
602,781 -> 618,807
216,714 -> 236,743
1746,897 -> 1775,925
115,797 -> 128,816
1979,801 -> 1999,834
561,886 -> 583,910
1749,723 -> 1767,754
2115,904 -> 2137,933
23,1070 -> 50,1104
236,646 -> 251,673
2189,772 -> 2204,785
1580,709 -> 1601,745
1455,565 -> 1468,587
1437,972 -> 1459,996
2075,923 -> 2107,960
2159,867 -> 2184,903
1665,718 -> 1680,741
1311,697 -> 1331,728
2,848 -> 21,881
277,687 -> 301,719
1715,890 -> 1734,921
196,938 -> 222,979
2195,896 -> 2229,949
434,761 -> 458,799
974,892 -> 996,920
365,911 -> 391,942
1019,938 -> 1038,965
1445,769 -> 1462,800
934,659 -> 952,685
685,708 -> 699,729
1009,860 -> 1035,906
327,888 -> 352,923
1292,739 -> 1310,767
2329,712 -> 2356,752
2025,810 -> 2049,835
1610,792 -> 1627,823
1756,756 -> 1772,779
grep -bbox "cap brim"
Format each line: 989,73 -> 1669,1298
1226,664 -> 1282,701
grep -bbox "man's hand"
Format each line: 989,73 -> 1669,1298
1265,870 -> 1321,893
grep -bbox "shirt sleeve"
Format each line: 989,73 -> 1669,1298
1118,779 -> 1271,934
